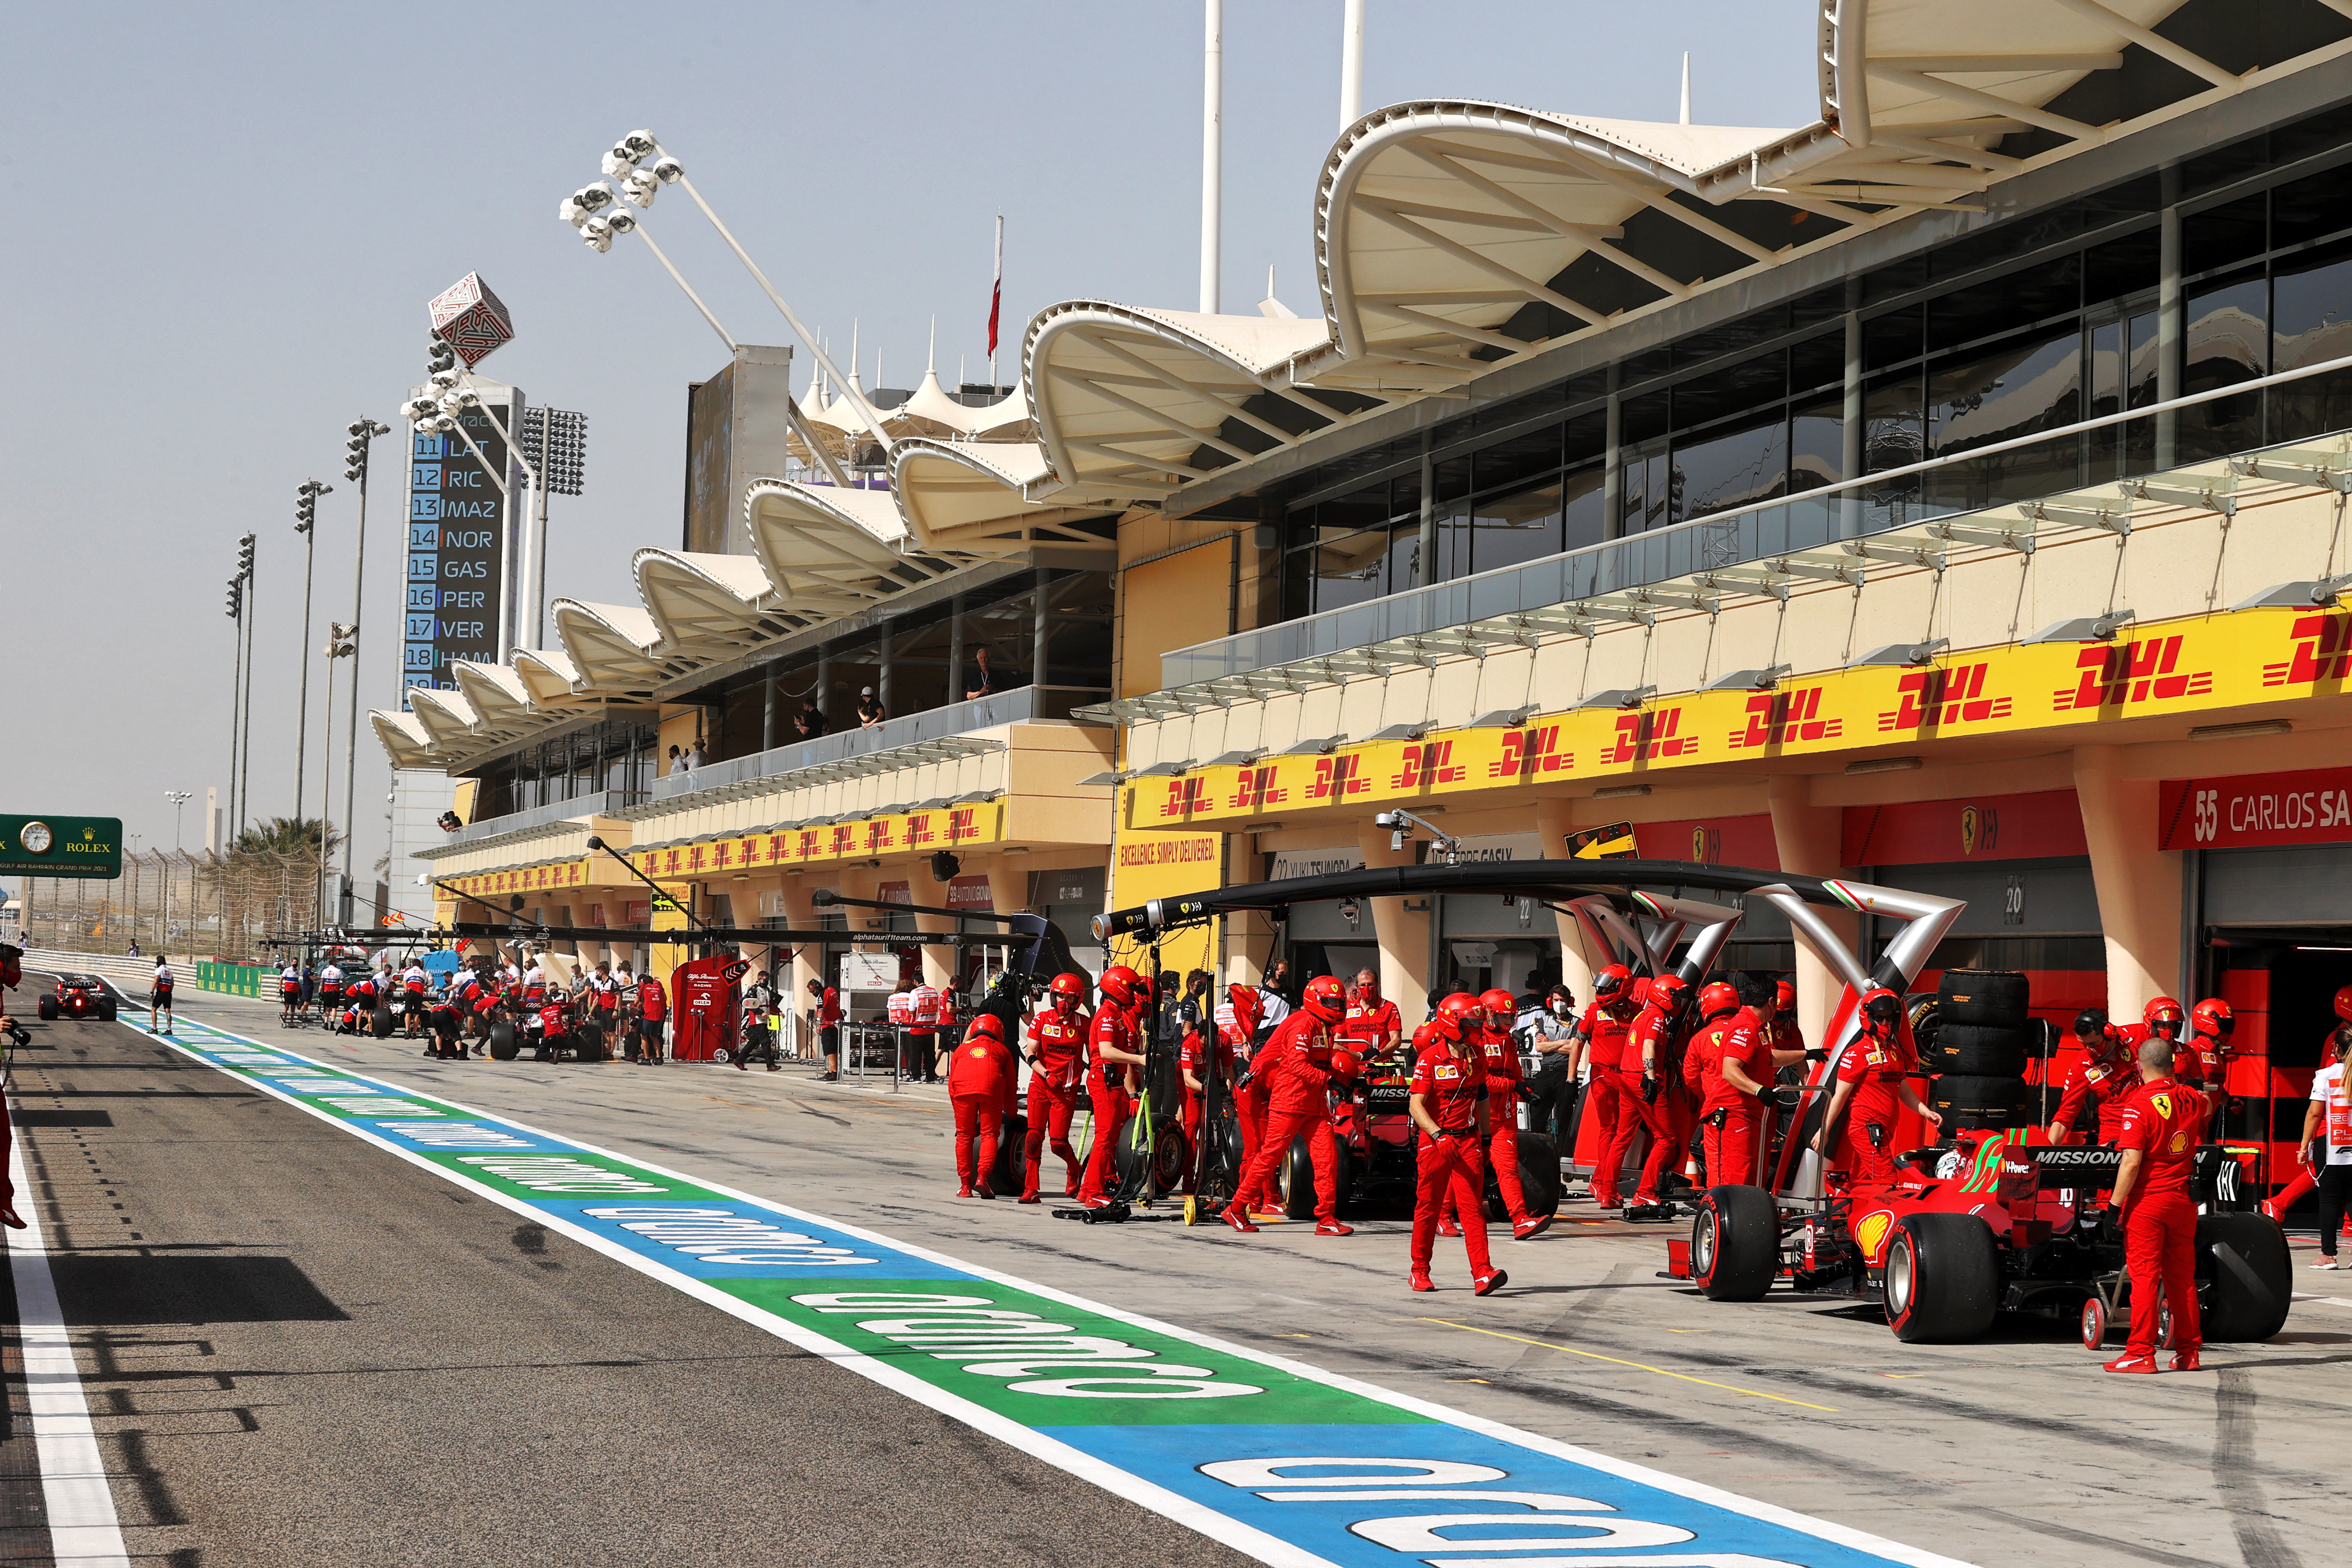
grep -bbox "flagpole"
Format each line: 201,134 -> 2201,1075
987,213 -> 1004,389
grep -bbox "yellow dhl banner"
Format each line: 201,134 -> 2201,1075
452,858 -> 594,898
629,801 -> 1005,880
1122,603 -> 2348,830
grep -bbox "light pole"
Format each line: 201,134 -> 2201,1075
232,532 -> 257,839
225,570 -> 245,847
163,793 -> 190,958
292,479 -> 331,860
335,417 -> 388,929
560,133 -> 870,489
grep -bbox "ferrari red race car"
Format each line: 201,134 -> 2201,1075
37,974 -> 116,1023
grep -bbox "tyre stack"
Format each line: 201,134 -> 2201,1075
1925,970 -> 2033,1131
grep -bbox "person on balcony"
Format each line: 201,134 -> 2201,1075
856,687 -> 885,728
793,700 -> 828,740
965,646 -> 1023,700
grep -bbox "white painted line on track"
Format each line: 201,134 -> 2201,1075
146,1010 -> 1979,1568
6,1137 -> 130,1568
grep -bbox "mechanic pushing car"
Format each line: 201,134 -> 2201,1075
1573,965 -> 1639,1206
1224,974 -> 1352,1236
2049,1008 -> 2137,1144
1076,965 -> 1146,1208
2103,1036 -> 2210,1373
1814,988 -> 1941,1184
1408,1006 -> 1505,1297
1019,971 -> 1090,1204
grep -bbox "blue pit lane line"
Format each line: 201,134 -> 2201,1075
132,1011 -> 1974,1568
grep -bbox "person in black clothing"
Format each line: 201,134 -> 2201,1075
793,700 -> 828,739
855,687 -> 885,728
965,646 -> 1024,700
738,969 -> 783,1071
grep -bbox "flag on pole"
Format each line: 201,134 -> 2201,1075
986,214 -> 1004,373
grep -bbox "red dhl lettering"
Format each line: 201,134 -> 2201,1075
1729,686 -> 1843,748
1493,724 -> 1574,778
1878,664 -> 2013,731
1391,740 -> 1464,790
769,834 -> 785,860
831,825 -> 854,854
1159,776 -> 1210,818
1226,765 -> 1289,809
2054,634 -> 2211,710
1598,709 -> 1693,766
665,849 -> 681,873
2263,610 -> 2352,687
949,807 -> 977,840
1309,753 -> 1366,800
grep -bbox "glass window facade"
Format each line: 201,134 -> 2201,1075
1267,136 -> 2352,623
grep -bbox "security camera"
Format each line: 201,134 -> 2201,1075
651,156 -> 683,184
416,873 -> 432,888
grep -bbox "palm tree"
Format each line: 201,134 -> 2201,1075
230,817 -> 343,859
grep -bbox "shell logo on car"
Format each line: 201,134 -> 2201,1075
1854,1208 -> 1895,1265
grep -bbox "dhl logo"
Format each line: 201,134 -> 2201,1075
1599,708 -> 1693,766
687,845 -> 706,872
2054,634 -> 2212,710
1729,686 -> 1842,749
1158,776 -> 1211,818
1391,740 -> 1464,790
830,824 -> 856,855
665,848 -> 683,874
1491,725 -> 1573,779
1227,765 -> 1289,810
866,819 -> 895,852
768,834 -> 788,862
2263,610 -> 2352,687
1309,752 -> 1368,801
799,828 -> 823,859
1879,663 -> 2012,731
949,807 -> 978,841
714,840 -> 731,867
906,814 -> 937,847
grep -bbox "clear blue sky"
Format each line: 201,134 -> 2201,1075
0,1 -> 1814,883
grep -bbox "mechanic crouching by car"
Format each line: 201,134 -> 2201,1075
2048,1009 -> 2136,1145
1224,975 -> 1352,1237
1408,1006 -> 1506,1297
2104,1036 -> 2209,1374
1814,988 -> 1941,1184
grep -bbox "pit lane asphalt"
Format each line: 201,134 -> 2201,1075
0,981 -> 1258,1568
17,982 -> 2342,1567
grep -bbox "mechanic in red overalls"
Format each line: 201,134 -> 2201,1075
2104,1037 -> 2209,1373
1223,975 -> 1352,1236
949,1013 -> 1020,1198
1605,974 -> 1690,1215
1763,978 -> 1805,1059
2184,996 -> 2231,1092
1019,971 -> 1090,1203
635,970 -> 668,1064
2117,996 -> 2186,1069
2048,1009 -> 2135,1144
1337,969 -> 1402,1060
1691,981 -> 1779,1188
1077,965 -> 1145,1207
1815,988 -> 1940,1184
1408,1007 -> 1506,1296
1177,1001 -> 1235,1194
1475,986 -> 1548,1240
1574,965 -> 1638,1205
1217,983 -> 1269,1188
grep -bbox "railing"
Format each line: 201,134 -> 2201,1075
1164,349 -> 2352,688
643,684 -> 1109,803
439,790 -> 647,851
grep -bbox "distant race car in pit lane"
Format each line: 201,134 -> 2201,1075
38,973 -> 117,1022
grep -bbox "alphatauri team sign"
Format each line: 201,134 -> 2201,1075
153,1016 -> 1967,1568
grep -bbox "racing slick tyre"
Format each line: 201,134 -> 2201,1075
1929,1073 -> 2031,1130
371,1006 -> 396,1040
992,1112 -> 1028,1196
1936,970 -> 2029,1028
2080,1294 -> 2110,1349
573,1026 -> 608,1064
97,998 -> 117,1022
2197,1212 -> 2292,1341
1692,1184 -> 1779,1302
1486,1132 -> 1562,1220
487,1021 -> 519,1062
37,997 -> 56,1021
1278,1134 -> 1318,1220
1883,1212 -> 2000,1343
1929,1023 -> 2028,1078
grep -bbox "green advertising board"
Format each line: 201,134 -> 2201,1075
0,815 -> 123,879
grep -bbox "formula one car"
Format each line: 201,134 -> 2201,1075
37,974 -> 115,1022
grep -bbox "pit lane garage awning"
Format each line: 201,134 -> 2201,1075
448,660 -> 558,750
548,600 -> 668,694
371,707 -> 439,769
1023,0 -> 2342,502
888,439 -> 1118,559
